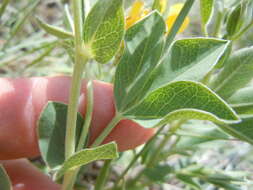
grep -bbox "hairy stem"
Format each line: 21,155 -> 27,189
91,113 -> 123,147
62,0 -> 90,189
77,79 -> 94,151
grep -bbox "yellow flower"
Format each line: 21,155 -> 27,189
125,1 -> 189,34
125,0 -> 149,29
158,0 -> 167,13
166,3 -> 190,33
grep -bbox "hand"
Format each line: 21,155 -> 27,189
0,76 -> 155,160
1,159 -> 61,190
0,75 -> 155,189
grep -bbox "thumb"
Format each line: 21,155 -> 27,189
0,76 -> 154,160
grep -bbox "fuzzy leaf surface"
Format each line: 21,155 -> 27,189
37,102 -> 84,169
228,86 -> 253,116
219,116 -> 253,145
124,81 -> 239,126
56,142 -> 118,179
37,18 -> 73,39
115,34 -> 229,112
84,0 -> 124,63
212,47 -> 253,99
114,11 -> 166,111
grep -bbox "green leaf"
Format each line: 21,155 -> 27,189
124,81 -> 239,125
0,165 -> 11,190
83,0 -> 124,63
228,86 -> 253,116
211,47 -> 253,99
56,142 -> 118,179
37,102 -> 84,169
207,178 -> 241,190
115,37 -> 230,112
177,121 -> 229,140
226,3 -> 244,37
147,38 -> 230,92
175,121 -> 230,149
177,174 -> 202,190
143,164 -> 172,183
219,116 -> 253,145
200,0 -> 214,26
214,41 -> 232,69
114,11 -> 166,111
36,18 -> 74,39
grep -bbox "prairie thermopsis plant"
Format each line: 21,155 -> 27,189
1,0 -> 253,189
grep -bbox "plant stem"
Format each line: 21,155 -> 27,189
114,125 -> 166,187
213,11 -> 223,38
94,160 -> 112,190
202,25 -> 208,37
61,79 -> 94,190
127,121 -> 184,188
91,113 -> 123,147
147,120 -> 185,167
165,0 -> 195,49
64,37 -> 86,156
65,0 -> 86,161
62,0 -> 90,189
77,79 -> 94,151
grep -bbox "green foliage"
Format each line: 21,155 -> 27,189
165,0 -> 195,48
36,18 -> 73,39
176,122 -> 230,149
200,0 -> 214,26
175,165 -> 244,190
176,174 -> 201,190
56,142 -> 118,179
83,0 -> 124,63
114,10 -> 237,129
114,11 -> 166,111
148,38 -> 229,90
143,164 -> 172,182
226,3 -> 244,37
37,102 -> 84,169
125,81 -> 239,125
228,87 -> 253,116
219,116 -> 253,145
2,0 -> 253,189
115,17 -> 230,113
152,0 -> 165,13
211,47 -> 253,99
0,166 -> 11,190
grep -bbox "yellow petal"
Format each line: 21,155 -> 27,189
159,0 -> 167,13
141,9 -> 150,17
129,0 -> 144,20
126,16 -> 141,29
166,3 -> 190,33
126,0 -> 144,29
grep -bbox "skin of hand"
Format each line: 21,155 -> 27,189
0,76 -> 155,160
1,159 -> 61,190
